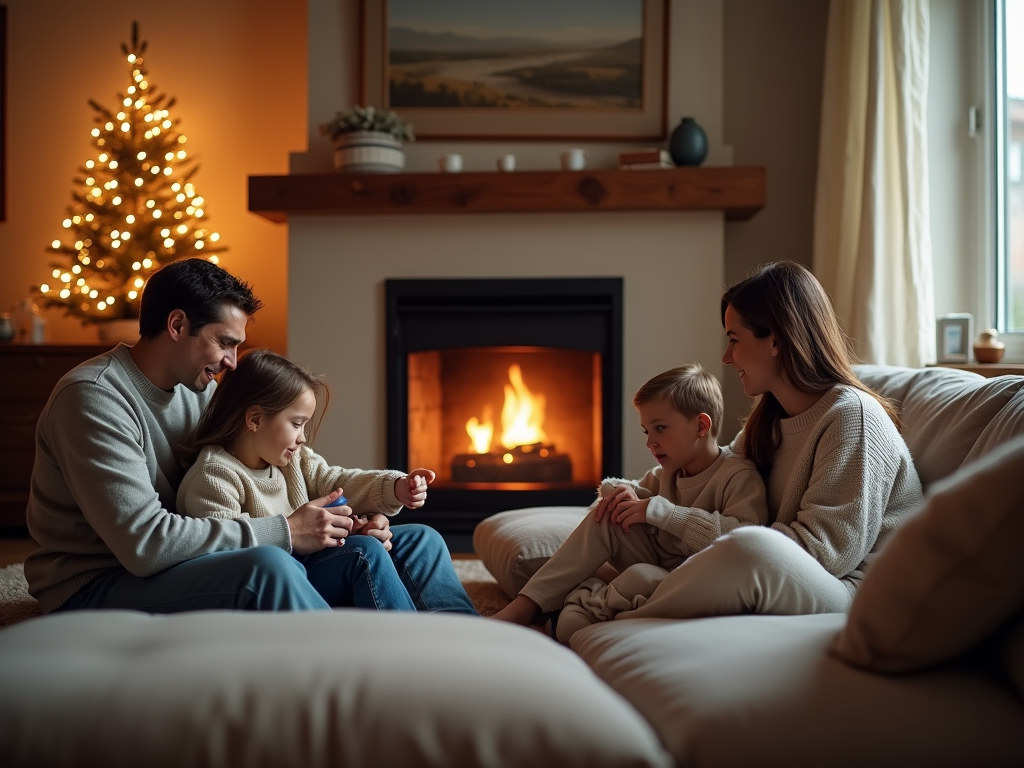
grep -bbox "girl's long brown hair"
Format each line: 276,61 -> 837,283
180,349 -> 330,467
721,261 -> 900,476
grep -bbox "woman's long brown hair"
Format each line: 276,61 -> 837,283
179,349 -> 330,467
721,261 -> 900,476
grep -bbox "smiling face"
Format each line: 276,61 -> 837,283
174,303 -> 249,392
636,397 -> 704,472
247,387 -> 318,469
722,303 -> 780,398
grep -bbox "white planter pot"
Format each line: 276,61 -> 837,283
333,131 -> 405,173
96,318 -> 140,344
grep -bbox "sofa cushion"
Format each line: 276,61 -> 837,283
572,614 -> 1024,768
473,506 -> 589,598
830,435 -> 1024,673
854,364 -> 1024,488
0,610 -> 673,768
963,387 -> 1024,465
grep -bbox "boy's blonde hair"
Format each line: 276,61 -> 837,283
633,364 -> 724,438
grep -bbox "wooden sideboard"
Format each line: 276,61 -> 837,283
932,363 -> 1024,378
0,344 -> 113,529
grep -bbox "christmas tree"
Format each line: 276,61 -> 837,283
34,23 -> 226,323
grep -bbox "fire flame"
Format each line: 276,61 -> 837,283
465,364 -> 547,453
466,408 -> 493,454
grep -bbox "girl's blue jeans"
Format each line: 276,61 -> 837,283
56,524 -> 478,616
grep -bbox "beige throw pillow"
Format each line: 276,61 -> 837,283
831,435 -> 1024,672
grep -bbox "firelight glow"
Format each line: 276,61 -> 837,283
464,364 -> 548,454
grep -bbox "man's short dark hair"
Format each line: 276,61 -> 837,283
138,259 -> 263,338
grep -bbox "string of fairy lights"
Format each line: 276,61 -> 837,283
35,25 -> 226,322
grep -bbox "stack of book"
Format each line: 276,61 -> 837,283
618,149 -> 674,170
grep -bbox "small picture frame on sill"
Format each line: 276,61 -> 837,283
936,313 -> 973,364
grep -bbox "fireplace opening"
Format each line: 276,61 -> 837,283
386,278 -> 622,537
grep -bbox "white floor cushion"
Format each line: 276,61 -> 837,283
0,610 -> 672,768
572,614 -> 1024,768
473,506 -> 590,598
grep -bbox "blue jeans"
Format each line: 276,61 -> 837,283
57,524 -> 477,616
297,524 -> 477,614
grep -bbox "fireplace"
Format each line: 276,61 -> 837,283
386,278 -> 623,536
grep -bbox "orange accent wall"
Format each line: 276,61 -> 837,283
0,0 -> 307,353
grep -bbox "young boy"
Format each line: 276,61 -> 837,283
490,363 -> 769,642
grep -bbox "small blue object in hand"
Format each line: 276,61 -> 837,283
325,495 -> 348,508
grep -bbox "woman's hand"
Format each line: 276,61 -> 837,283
354,513 -> 394,551
611,497 -> 651,532
593,486 -> 639,524
288,490 -> 355,554
396,468 -> 435,509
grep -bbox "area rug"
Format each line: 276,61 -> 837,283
0,559 -> 512,629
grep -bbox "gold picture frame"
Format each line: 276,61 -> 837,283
360,0 -> 669,141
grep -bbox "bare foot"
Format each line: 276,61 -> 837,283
490,595 -> 540,626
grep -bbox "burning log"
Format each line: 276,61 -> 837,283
451,442 -> 572,483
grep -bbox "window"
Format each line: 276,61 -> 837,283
997,0 -> 1024,332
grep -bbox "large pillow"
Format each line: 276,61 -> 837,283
0,610 -> 672,768
831,435 -> 1024,672
473,506 -> 589,598
572,614 -> 1024,767
855,364 -> 1023,488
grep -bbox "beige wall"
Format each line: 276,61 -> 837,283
288,0 -> 735,478
0,0 -> 307,352
721,0 -> 829,440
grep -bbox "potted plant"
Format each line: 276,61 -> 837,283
319,105 -> 415,173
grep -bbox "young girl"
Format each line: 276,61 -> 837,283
177,349 -> 477,614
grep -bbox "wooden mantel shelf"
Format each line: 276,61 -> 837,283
247,166 -> 766,222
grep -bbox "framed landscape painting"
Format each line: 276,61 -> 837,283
360,0 -> 668,140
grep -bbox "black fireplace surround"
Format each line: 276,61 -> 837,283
385,277 -> 623,537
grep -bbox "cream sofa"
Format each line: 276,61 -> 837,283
2,365 -> 1023,767
474,364 -> 1024,767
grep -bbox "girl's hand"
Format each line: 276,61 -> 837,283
288,490 -> 355,554
593,486 -> 638,524
612,497 -> 651,532
396,468 -> 435,508
357,513 -> 394,551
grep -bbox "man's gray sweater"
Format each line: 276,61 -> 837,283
24,344 -> 290,613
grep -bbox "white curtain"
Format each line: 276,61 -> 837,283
813,0 -> 935,367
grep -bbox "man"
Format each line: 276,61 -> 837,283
25,259 -> 365,613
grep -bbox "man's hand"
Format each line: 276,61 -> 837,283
611,497 -> 651,532
353,513 -> 394,551
593,486 -> 638,524
396,468 -> 435,509
287,490 -> 355,554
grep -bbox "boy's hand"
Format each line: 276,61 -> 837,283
396,468 -> 435,508
612,497 -> 651,532
353,513 -> 394,551
593,486 -> 638,524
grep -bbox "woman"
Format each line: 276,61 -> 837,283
611,260 -> 923,620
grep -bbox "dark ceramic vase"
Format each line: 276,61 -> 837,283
669,117 -> 708,166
